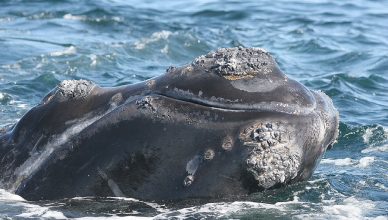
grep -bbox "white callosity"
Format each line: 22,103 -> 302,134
246,147 -> 301,189
240,122 -> 301,189
192,47 -> 274,80
57,80 -> 94,99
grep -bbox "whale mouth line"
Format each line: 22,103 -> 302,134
152,93 -> 304,114
153,93 -> 252,112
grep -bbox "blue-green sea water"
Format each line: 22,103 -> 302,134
0,0 -> 387,219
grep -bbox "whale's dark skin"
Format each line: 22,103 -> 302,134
0,47 -> 339,201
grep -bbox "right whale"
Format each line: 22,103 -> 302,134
0,47 -> 339,201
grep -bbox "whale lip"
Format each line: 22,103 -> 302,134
152,92 -> 316,115
153,92 -> 251,111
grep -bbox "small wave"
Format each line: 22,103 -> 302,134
0,189 -> 24,202
89,54 -> 98,67
362,144 -> 388,154
1,62 -> 21,70
63,13 -> 122,23
364,125 -> 388,146
134,30 -> 173,50
9,100 -> 29,110
50,46 -> 77,57
335,123 -> 387,150
75,216 -> 150,220
0,189 -> 67,219
17,205 -> 67,219
0,92 -> 12,104
191,9 -> 249,20
375,183 -> 387,191
321,158 -> 354,166
63,13 -> 87,21
154,200 -> 291,219
357,157 -> 375,168
0,17 -> 12,23
288,38 -> 339,54
321,157 -> 375,168
28,11 -> 57,20
299,197 -> 380,220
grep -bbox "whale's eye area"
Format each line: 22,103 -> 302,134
192,47 -> 278,80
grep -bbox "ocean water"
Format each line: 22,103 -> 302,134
0,0 -> 387,219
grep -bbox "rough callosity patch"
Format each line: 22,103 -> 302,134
246,147 -> 301,189
135,96 -> 156,113
192,47 -> 275,80
240,122 -> 301,189
57,80 -> 95,99
240,122 -> 288,151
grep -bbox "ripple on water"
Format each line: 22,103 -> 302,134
0,92 -> 12,105
191,9 -> 250,20
321,156 -> 375,168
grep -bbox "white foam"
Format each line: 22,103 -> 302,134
321,157 -> 375,168
357,156 -> 375,168
17,203 -> 67,219
63,13 -> 87,21
16,103 -> 28,109
363,127 -> 374,144
362,144 -> 388,153
90,54 -> 98,66
75,216 -> 150,220
1,63 -> 21,70
106,197 -> 169,213
321,158 -> 354,166
161,45 -> 169,54
70,196 -> 167,219
0,17 -> 12,23
1,190 -> 384,219
153,200 -> 300,219
296,197 -> 380,220
9,100 -> 29,110
0,189 -> 25,201
50,46 -> 77,57
0,189 -> 67,219
362,126 -> 388,145
375,183 -> 387,191
134,30 -> 173,50
112,16 -> 122,22
322,197 -> 375,220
